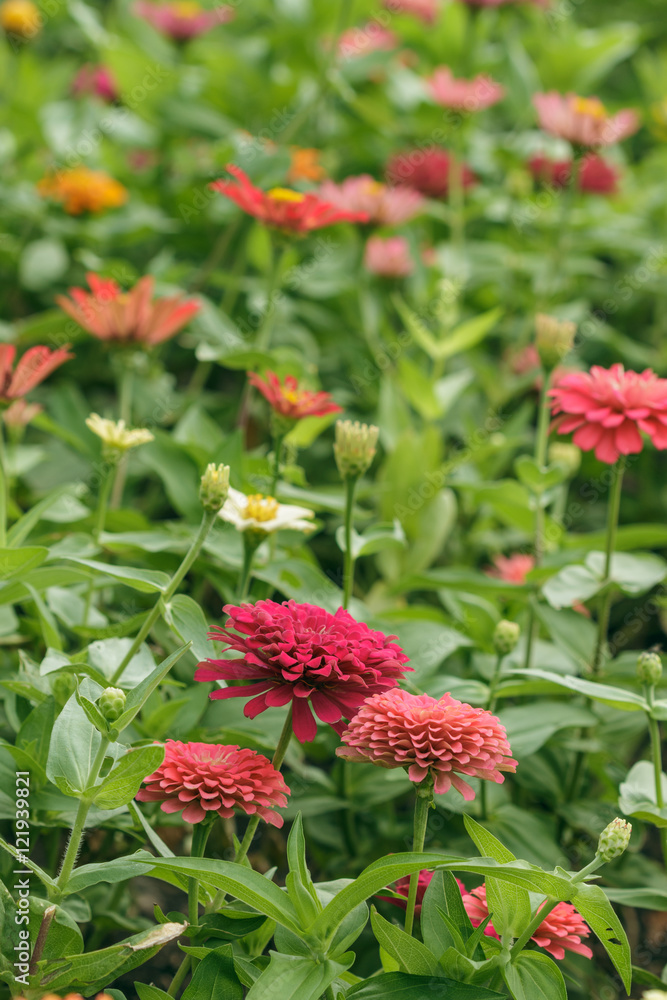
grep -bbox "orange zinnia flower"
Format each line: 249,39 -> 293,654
38,167 -> 128,215
287,147 -> 325,183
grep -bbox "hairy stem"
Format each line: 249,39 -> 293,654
404,790 -> 431,936
342,476 -> 357,610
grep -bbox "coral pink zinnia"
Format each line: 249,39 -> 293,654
533,92 -> 639,147
134,0 -> 234,40
56,273 -> 200,346
486,552 -> 534,585
426,67 -> 505,112
247,370 -> 343,420
337,688 -> 516,799
386,148 -> 476,199
550,363 -> 667,464
338,23 -> 398,60
136,740 -> 289,827
378,870 -> 434,915
318,175 -> 423,226
0,344 -> 72,400
210,165 -> 369,233
195,600 -> 411,744
383,0 -> 439,23
364,235 -> 414,277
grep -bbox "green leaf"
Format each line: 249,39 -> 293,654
503,952 -> 566,1000
463,817 -> 531,939
0,546 -> 49,581
136,985 -> 174,1000
335,521 -> 407,560
587,550 -> 667,596
164,594 -> 211,662
61,557 -> 170,593
346,972 -> 507,999
370,909 -> 442,976
572,881 -> 631,992
64,855 -> 154,896
114,643 -> 192,722
605,887 -> 667,910
542,564 -> 604,609
91,745 -> 165,810
26,582 -> 63,650
181,945 -> 243,1000
7,486 -> 85,546
285,814 -> 321,926
512,669 -> 647,712
19,238 -> 69,290
499,700 -> 597,758
514,457 -> 566,496
45,692 -> 103,797
618,760 -> 667,827
437,308 -> 503,361
421,872 -> 469,959
245,952 -> 353,1000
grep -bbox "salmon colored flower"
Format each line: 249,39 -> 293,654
196,600 -> 411,744
248,370 -> 342,420
3,399 -> 42,427
134,0 -> 233,39
318,175 -> 423,226
71,64 -> 119,102
550,364 -> 667,464
337,688 -> 516,799
528,153 -> 619,195
384,0 -> 439,23
533,92 -> 639,147
288,147 -> 326,183
486,552 -> 534,584
0,344 -> 72,400
338,22 -> 398,60
386,148 -> 476,199
210,164 -> 369,233
136,740 -> 289,827
38,167 -> 128,215
364,235 -> 414,277
56,273 -> 200,346
426,67 -> 505,112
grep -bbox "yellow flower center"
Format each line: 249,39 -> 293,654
243,494 -> 279,522
267,187 -> 306,203
363,180 -> 386,196
571,96 -> 606,119
282,388 -> 304,404
171,0 -> 201,15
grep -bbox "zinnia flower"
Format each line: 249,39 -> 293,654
134,0 -> 234,40
210,164 -> 369,233
486,552 -> 534,584
136,740 -> 289,827
549,363 -> 667,464
338,22 -> 398,60
3,399 -> 42,427
56,273 -> 200,345
38,167 -> 128,215
426,67 -> 505,112
196,600 -> 411,743
378,870 -> 434,915
533,92 -> 639,147
0,0 -> 40,37
364,235 -> 414,277
337,688 -> 516,799
0,344 -> 72,400
463,0 -> 548,6
86,414 -> 154,453
218,488 -> 315,535
318,175 -> 423,226
248,370 -> 342,420
386,148 -> 476,199
383,0 -> 439,23
528,153 -> 619,195
287,147 -> 325,183
71,64 -> 118,102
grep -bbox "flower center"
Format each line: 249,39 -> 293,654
171,1 -> 201,16
571,96 -> 606,119
267,187 -> 306,203
363,180 -> 386,196
244,493 -> 279,521
282,388 -> 304,404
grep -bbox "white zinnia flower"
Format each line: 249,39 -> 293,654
86,413 -> 154,453
219,487 -> 315,534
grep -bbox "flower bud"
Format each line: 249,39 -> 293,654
493,619 -> 520,656
548,442 -> 581,479
86,413 -> 154,460
51,672 -> 76,705
535,313 -> 576,369
199,463 -> 230,512
637,651 -> 663,685
334,420 -> 379,480
98,687 -> 126,724
596,817 -> 631,863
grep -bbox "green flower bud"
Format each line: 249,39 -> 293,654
199,463 -> 230,512
493,619 -> 520,657
596,817 -> 632,863
334,420 -> 379,480
548,442 -> 581,479
98,687 -> 126,724
637,651 -> 663,685
535,313 -> 576,369
51,672 -> 76,705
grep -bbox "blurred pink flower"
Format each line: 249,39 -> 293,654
378,870 -> 434,914
427,67 -> 505,112
386,147 -> 476,199
463,0 -> 549,6
71,64 -> 118,102
338,22 -> 398,60
528,153 -> 619,195
318,175 -> 423,225
134,0 -> 234,40
0,344 -> 72,400
533,92 -> 639,147
364,235 -> 414,277
486,553 -> 534,585
383,0 -> 439,23
2,399 -> 42,427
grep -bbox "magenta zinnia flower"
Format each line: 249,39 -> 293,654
136,740 -> 289,827
318,175 -> 423,226
71,64 -> 118,102
528,153 -> 619,195
426,67 -> 505,112
364,236 -> 414,277
196,600 -> 412,743
383,0 -> 439,22
550,363 -> 667,464
533,92 -> 639,147
386,148 -> 476,199
337,688 -> 516,799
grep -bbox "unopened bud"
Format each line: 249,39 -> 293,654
596,817 -> 631,862
637,651 -> 663,685
548,442 -> 581,479
98,687 -> 126,723
493,619 -> 520,656
334,420 -> 379,480
535,313 -> 576,369
199,463 -> 230,512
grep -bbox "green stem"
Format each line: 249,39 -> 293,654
255,243 -> 286,354
592,457 -> 625,675
404,789 -> 432,936
270,433 -> 286,496
0,417 -> 7,546
83,461 -> 117,625
238,534 -> 262,603
510,898 -> 559,959
449,154 -> 465,251
342,476 -> 357,610
523,374 -> 553,670
647,690 -> 667,867
110,364 -> 135,510
481,654 -> 504,820
167,956 -> 191,998
187,821 -> 213,973
55,738 -> 109,891
110,509 -> 218,684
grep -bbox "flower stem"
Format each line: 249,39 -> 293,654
110,509 -> 218,684
523,372 -> 553,671
449,154 -> 465,251
83,461 -> 117,625
510,898 -> 559,960
646,685 -> 667,867
480,652 -> 504,820
55,738 -> 109,892
255,242 -> 286,355
592,456 -> 625,675
238,534 -> 262,603
0,417 -> 8,546
110,363 -> 135,510
342,476 -> 357,610
270,433 -> 286,496
187,820 -> 213,972
404,788 -> 432,936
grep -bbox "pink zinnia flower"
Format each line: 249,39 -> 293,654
196,600 -> 411,744
378,870 -> 434,915
318,175 -> 423,226
337,688 -> 516,799
0,344 -> 72,400
463,0 -> 549,6
136,740 -> 289,827
486,553 -> 535,585
386,148 -> 476,199
528,153 -> 619,195
56,273 -> 200,346
3,399 -> 42,427
210,165 -> 369,233
247,370 -> 342,420
71,64 -> 118,102
338,22 -> 398,60
550,363 -> 667,464
134,0 -> 233,40
383,0 -> 439,23
427,67 -> 505,112
533,92 -> 639,147
364,235 -> 414,277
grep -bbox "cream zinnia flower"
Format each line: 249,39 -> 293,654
219,487 -> 315,534
86,413 -> 154,453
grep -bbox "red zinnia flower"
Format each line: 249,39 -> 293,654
378,870 -> 434,915
426,67 -> 505,112
136,740 -> 289,827
248,370 -> 342,420
195,600 -> 411,744
337,688 -> 516,799
528,153 -> 619,195
386,148 -> 476,199
550,363 -> 667,464
486,552 -> 535,585
0,344 -> 72,400
209,164 -> 369,233
56,273 -> 200,346
71,64 -> 118,102
533,92 -> 639,147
